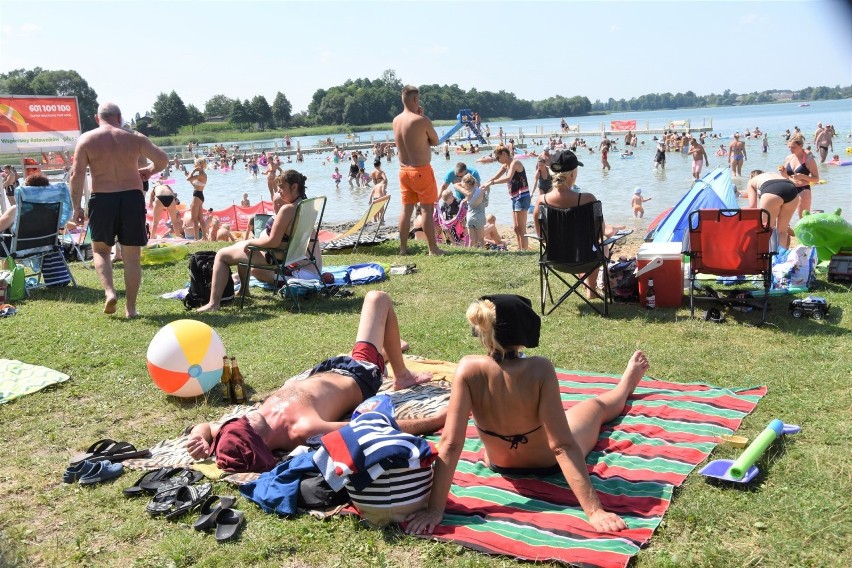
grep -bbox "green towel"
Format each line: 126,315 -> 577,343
0,358 -> 70,403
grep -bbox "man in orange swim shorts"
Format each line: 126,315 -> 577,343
393,85 -> 443,255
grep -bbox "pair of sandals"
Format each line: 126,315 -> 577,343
63,459 -> 124,485
124,467 -> 204,498
192,495 -> 245,542
69,439 -> 151,466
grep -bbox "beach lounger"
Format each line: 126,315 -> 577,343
320,195 -> 391,253
238,196 -> 326,310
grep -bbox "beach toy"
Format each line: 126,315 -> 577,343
146,320 -> 226,397
826,159 -> 852,166
699,419 -> 800,483
719,434 -> 749,448
793,209 -> 852,262
140,243 -> 189,266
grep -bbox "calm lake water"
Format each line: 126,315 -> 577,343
179,99 -> 851,229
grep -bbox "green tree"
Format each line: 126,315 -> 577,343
229,99 -> 250,131
272,92 -> 292,127
250,95 -> 272,130
204,94 -> 234,119
186,104 -> 205,133
152,90 -> 188,134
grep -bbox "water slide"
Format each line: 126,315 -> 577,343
438,109 -> 488,145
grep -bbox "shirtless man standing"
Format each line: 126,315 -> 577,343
186,291 -> 441,473
814,124 -> 833,164
688,138 -> 710,180
70,102 -> 168,317
728,133 -> 747,177
393,85 -> 443,255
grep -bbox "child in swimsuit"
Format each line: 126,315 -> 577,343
631,187 -> 652,218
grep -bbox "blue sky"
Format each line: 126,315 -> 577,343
2,1 -> 850,119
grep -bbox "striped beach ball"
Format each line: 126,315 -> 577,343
146,320 -> 225,397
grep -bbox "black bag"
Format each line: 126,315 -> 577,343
183,251 -> 234,309
599,257 -> 639,302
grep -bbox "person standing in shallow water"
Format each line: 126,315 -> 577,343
393,85 -> 443,256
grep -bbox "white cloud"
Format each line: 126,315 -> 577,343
738,13 -> 759,26
419,44 -> 449,55
2,22 -> 41,39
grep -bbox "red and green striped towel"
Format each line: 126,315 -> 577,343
419,370 -> 766,568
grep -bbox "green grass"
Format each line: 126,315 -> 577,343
1,240 -> 850,567
149,120 -> 460,147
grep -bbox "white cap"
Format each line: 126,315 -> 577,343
634,187 -> 642,195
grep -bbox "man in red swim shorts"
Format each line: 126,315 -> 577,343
393,85 -> 443,255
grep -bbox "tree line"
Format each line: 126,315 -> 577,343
1,67 -> 849,136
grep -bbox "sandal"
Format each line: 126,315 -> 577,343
63,460 -> 98,483
141,468 -> 203,495
78,461 -> 124,485
164,483 -> 213,520
215,508 -> 245,542
70,439 -> 151,466
193,495 -> 236,531
123,467 -> 182,498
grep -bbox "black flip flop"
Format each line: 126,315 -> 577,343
70,440 -> 151,465
140,468 -> 203,495
123,468 -> 177,497
215,508 -> 245,542
146,483 -> 184,516
193,495 -> 236,531
164,483 -> 213,520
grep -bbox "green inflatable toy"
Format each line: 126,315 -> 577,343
794,209 -> 852,262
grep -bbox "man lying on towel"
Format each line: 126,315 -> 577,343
186,291 -> 443,473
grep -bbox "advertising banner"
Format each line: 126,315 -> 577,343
610,120 -> 637,131
0,96 -> 81,153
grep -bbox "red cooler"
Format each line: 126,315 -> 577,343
637,242 -> 683,307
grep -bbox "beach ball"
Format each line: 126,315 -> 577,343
146,320 -> 225,397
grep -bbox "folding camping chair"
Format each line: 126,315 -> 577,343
238,196 -> 326,310
528,200 -> 627,316
685,208 -> 775,324
321,194 -> 391,253
1,184 -> 76,293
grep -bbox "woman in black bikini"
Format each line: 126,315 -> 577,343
406,294 -> 648,535
148,181 -> 180,239
185,158 -> 208,240
780,137 -> 820,219
197,170 -> 314,313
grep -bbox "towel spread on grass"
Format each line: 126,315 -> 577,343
0,359 -> 70,403
414,369 -> 766,568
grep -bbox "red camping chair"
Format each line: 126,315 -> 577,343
685,208 -> 774,324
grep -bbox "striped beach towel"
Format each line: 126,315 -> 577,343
418,369 -> 766,568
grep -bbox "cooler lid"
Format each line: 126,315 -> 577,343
637,241 -> 683,259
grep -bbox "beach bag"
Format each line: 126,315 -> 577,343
1,257 -> 26,301
772,245 -> 817,290
41,250 -> 72,287
599,257 -> 639,302
183,251 -> 234,309
345,263 -> 385,286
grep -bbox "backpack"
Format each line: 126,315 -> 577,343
183,251 -> 234,309
599,257 -> 639,302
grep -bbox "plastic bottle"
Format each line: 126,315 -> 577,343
646,279 -> 656,309
220,356 -> 232,402
230,356 -> 247,404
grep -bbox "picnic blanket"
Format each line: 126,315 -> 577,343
0,359 -> 70,403
122,357 -> 454,484
416,369 -> 766,568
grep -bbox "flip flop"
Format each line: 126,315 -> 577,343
63,460 -> 98,483
78,461 -> 124,485
123,467 -> 178,497
164,483 -> 213,520
70,440 -> 151,465
144,468 -> 204,494
146,483 -> 185,516
192,495 -> 237,531
214,508 -> 245,542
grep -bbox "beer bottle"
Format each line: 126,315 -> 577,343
230,356 -> 247,404
220,356 -> 232,402
646,279 -> 656,310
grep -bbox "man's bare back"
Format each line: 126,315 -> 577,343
393,109 -> 436,167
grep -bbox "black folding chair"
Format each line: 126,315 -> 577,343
528,201 -> 627,316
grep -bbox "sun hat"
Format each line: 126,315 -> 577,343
634,187 -> 642,195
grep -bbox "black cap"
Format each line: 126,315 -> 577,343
549,150 -> 583,173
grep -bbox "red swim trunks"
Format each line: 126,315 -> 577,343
399,164 -> 438,205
